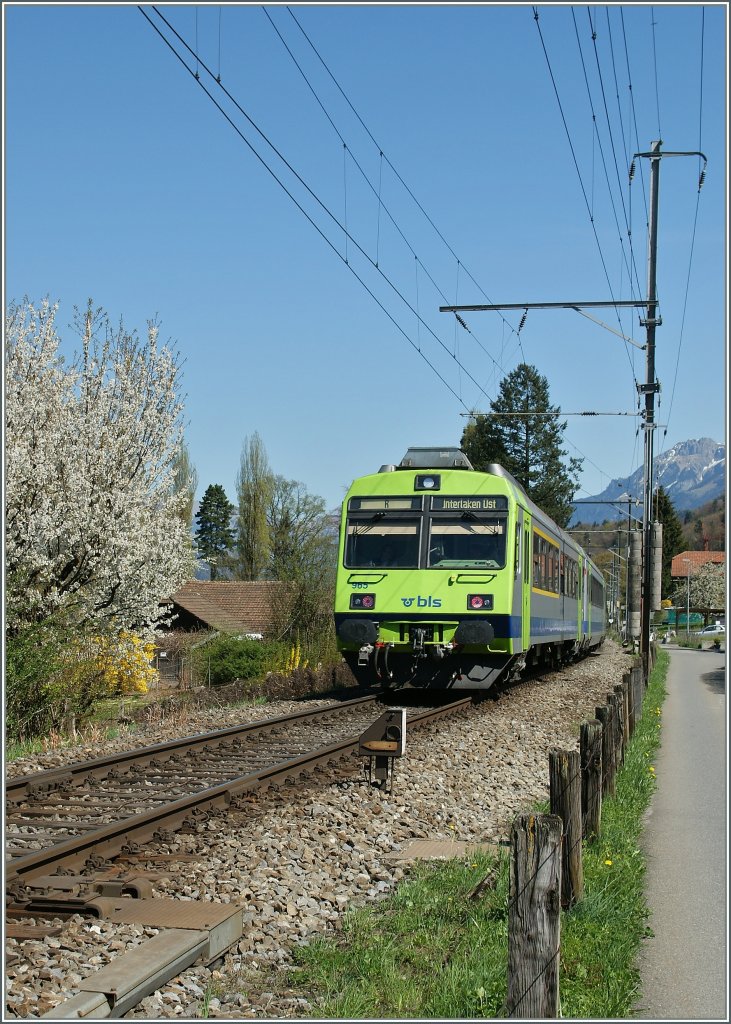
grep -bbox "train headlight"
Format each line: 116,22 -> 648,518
468,594 -> 493,610
415,474 -> 441,491
350,593 -> 376,610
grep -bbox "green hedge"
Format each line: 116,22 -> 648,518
191,634 -> 288,686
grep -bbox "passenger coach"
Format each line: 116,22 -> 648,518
334,447 -> 605,689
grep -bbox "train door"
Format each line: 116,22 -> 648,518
522,511 -> 531,651
576,554 -> 582,640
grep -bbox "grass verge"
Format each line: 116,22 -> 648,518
288,652 -> 668,1018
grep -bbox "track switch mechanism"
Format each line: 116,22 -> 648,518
359,709 -> 406,791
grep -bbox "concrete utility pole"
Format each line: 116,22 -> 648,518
632,141 -> 707,674
639,140 -> 662,676
440,142 -> 707,676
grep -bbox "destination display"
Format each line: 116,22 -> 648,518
348,497 -> 422,511
431,495 -> 508,512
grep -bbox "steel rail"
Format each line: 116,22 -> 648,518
6,696 -> 473,887
5,694 -> 380,804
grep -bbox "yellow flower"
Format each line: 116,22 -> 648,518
649,766 -> 656,774
604,859 -> 613,866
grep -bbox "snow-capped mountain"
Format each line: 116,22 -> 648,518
571,438 -> 726,526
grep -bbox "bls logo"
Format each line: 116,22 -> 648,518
401,596 -> 442,608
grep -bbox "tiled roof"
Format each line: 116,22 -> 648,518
670,550 -> 725,577
166,581 -> 287,635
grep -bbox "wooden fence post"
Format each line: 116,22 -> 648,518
580,720 -> 602,840
507,814 -> 562,1018
595,704 -> 615,797
549,748 -> 583,908
614,681 -> 629,764
624,670 -> 635,738
632,664 -> 644,721
608,691 -> 624,767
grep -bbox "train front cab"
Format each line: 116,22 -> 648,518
335,468 -> 522,689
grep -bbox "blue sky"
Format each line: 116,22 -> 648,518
5,3 -> 727,515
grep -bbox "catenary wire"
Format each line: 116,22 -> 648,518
265,4 -> 518,383
532,8 -> 639,394
138,6 -> 471,411
584,8 -> 644,302
284,5 -> 524,340
142,6 -> 501,411
655,7 -> 706,477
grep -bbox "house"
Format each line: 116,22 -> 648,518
154,581 -> 288,687
164,580 -> 286,636
670,550 -> 725,579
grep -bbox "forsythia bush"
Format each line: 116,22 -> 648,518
58,632 -> 158,699
90,632 -> 158,694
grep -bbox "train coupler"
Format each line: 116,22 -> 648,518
411,627 -> 428,658
357,643 -> 374,667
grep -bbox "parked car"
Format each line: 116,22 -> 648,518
698,624 -> 725,635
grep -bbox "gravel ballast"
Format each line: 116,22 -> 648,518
5,641 -> 634,1019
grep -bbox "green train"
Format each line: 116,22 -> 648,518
334,447 -> 606,689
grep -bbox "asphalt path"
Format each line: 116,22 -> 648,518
635,646 -> 727,1020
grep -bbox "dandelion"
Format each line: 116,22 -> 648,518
604,859 -> 613,866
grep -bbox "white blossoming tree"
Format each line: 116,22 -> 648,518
672,561 -> 726,628
5,298 -> 194,735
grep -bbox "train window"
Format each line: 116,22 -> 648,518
345,520 -> 420,568
427,517 -> 507,568
590,575 -> 604,608
532,531 -> 560,594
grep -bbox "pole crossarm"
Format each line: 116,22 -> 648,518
460,411 -> 638,417
439,300 -> 647,312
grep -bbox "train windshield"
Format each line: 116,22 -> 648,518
428,517 -> 507,569
345,520 -> 420,568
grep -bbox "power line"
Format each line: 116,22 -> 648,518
583,8 -> 644,302
140,6 -> 493,411
284,6 -> 525,345
532,7 -> 639,395
656,7 -> 707,467
263,6 -> 511,385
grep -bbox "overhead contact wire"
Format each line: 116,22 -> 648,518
285,5 -> 523,343
151,5 -> 487,393
532,8 -> 634,361
139,6 -> 473,410
266,4 -> 514,381
659,7 -> 706,455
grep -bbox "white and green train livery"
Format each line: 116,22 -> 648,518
335,447 -> 606,689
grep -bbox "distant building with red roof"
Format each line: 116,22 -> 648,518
164,580 -> 286,636
670,550 -> 725,578
154,581 -> 289,687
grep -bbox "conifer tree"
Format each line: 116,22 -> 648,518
194,484 -> 235,580
461,364 -> 582,528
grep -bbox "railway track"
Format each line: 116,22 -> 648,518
6,645 -> 628,1019
6,693 -> 474,901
